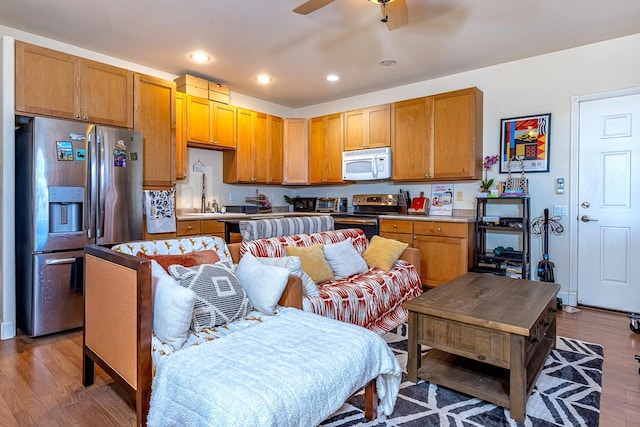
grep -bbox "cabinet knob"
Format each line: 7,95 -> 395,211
393,224 -> 397,228
75,114 -> 80,119
436,227 -> 441,232
187,226 -> 192,230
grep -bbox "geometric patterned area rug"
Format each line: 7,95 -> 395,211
322,323 -> 604,427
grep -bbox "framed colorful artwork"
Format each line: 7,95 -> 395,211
499,113 -> 551,173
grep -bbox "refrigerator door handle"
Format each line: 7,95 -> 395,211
97,130 -> 105,238
45,257 -> 77,265
87,131 -> 94,239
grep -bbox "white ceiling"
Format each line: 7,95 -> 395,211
2,0 -> 640,108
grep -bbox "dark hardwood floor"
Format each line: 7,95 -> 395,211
0,306 -> 638,426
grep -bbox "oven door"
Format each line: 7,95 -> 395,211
332,215 -> 379,240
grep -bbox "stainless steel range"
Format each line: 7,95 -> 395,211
332,194 -> 400,239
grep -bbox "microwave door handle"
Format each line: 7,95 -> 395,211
372,156 -> 379,178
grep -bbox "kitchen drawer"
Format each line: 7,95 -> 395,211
380,219 -> 413,234
177,220 -> 201,236
200,220 -> 224,234
414,221 -> 468,238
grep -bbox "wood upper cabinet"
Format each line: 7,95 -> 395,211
308,113 -> 344,184
267,115 -> 284,184
175,91 -> 187,180
134,73 -> 176,188
391,87 -> 483,182
185,94 -> 236,149
379,218 -> 474,287
432,87 -> 483,180
391,96 -> 433,181
282,118 -> 308,185
343,104 -> 391,151
223,108 -> 268,183
15,41 -> 133,128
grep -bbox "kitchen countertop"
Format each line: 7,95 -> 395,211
176,211 -> 476,223
176,212 -> 329,221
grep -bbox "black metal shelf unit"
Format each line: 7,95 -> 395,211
474,196 -> 531,279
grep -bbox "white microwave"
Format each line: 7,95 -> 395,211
342,147 -> 391,181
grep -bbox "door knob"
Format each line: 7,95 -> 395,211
580,215 -> 598,222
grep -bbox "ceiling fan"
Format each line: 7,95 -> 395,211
293,0 -> 409,31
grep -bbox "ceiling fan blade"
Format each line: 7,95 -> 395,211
293,0 -> 335,15
385,0 -> 408,30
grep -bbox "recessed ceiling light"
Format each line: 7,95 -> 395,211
380,59 -> 397,66
326,74 -> 340,82
256,74 -> 272,84
189,52 -> 211,63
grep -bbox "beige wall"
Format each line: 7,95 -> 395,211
2,24 -> 640,338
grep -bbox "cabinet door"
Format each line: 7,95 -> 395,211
414,235 -> 469,286
367,104 -> 391,148
344,109 -> 366,151
432,87 -> 483,180
283,118 -> 308,184
308,116 -> 325,184
175,92 -> 187,180
15,42 -> 78,119
324,113 -> 344,183
80,59 -> 133,128
134,73 -> 176,188
253,112 -> 268,182
391,97 -> 433,181
267,115 -> 284,184
186,95 -> 213,144
212,102 -> 237,148
234,108 -> 255,182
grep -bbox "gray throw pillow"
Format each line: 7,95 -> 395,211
169,262 -> 253,331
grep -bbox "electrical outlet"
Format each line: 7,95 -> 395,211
456,191 -> 463,202
229,192 -> 237,201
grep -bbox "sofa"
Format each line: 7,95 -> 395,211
82,234 -> 407,426
236,227 -> 423,334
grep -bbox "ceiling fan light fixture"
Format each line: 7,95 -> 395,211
189,52 -> 211,63
368,0 -> 394,4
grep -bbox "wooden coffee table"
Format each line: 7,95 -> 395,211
404,272 -> 560,421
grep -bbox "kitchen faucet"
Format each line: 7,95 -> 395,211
201,173 -> 206,213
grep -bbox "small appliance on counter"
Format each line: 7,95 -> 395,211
292,197 -> 317,212
315,197 -> 347,213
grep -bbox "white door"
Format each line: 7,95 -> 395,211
577,93 -> 640,312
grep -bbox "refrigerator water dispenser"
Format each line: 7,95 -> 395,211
49,186 -> 83,233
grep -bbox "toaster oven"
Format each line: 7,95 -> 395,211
315,197 -> 347,213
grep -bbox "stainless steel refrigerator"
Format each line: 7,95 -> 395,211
15,116 -> 143,337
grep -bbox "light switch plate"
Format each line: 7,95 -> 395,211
553,205 -> 568,216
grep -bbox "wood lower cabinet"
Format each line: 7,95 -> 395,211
392,87 -> 483,182
283,118 -> 308,185
344,104 -> 391,151
380,218 -> 474,287
185,94 -> 236,149
176,220 -> 226,241
134,73 -> 176,188
15,41 -> 133,128
308,113 -> 343,184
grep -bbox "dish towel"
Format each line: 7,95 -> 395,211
144,190 -> 176,234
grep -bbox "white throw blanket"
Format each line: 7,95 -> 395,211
147,308 -> 401,426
